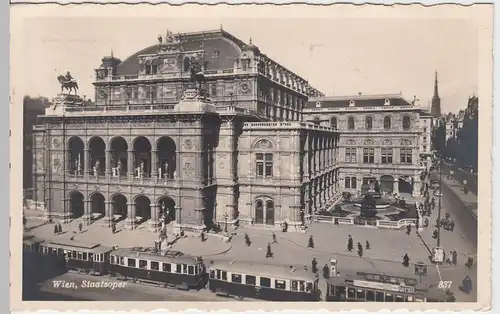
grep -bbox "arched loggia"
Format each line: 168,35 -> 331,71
134,195 -> 151,223
90,193 -> 105,219
69,191 -> 84,219
68,137 -> 84,175
157,196 -> 176,223
111,194 -> 127,222
88,137 -> 106,175
157,137 -> 176,179
133,137 -> 152,178
110,137 -> 128,177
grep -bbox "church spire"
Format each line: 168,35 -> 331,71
431,70 -> 442,117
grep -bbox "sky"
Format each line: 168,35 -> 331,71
14,7 -> 482,114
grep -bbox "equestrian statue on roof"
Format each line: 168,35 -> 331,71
57,71 -> 79,95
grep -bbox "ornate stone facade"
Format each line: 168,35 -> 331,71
31,29 -> 336,232
303,94 -> 426,197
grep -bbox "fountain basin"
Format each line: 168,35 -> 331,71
352,197 -> 392,209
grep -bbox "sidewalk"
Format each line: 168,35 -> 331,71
440,175 -> 478,219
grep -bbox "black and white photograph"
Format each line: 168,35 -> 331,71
11,3 -> 492,311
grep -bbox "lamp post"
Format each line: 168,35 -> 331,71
437,157 -> 443,248
223,212 -> 228,233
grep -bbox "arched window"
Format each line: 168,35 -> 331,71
347,117 -> 355,130
402,116 -> 411,130
351,177 -> 357,189
365,117 -> 373,130
265,200 -> 275,225
384,116 -> 391,130
330,117 -> 338,129
345,178 -> 351,189
255,200 -> 264,224
313,117 -> 321,125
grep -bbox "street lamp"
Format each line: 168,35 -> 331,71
437,157 -> 443,248
223,212 -> 228,233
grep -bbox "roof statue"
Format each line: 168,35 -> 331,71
57,71 -> 79,95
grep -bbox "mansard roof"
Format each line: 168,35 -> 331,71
116,29 -> 246,75
305,94 -> 413,109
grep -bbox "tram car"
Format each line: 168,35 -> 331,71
22,235 -> 46,283
208,261 -> 320,301
325,272 -> 455,302
109,247 -> 206,290
39,239 -> 113,276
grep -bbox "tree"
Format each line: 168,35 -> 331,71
431,120 -> 446,157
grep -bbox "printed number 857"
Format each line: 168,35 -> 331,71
438,281 -> 452,289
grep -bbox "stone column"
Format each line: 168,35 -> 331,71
83,200 -> 91,225
84,149 -> 90,178
103,201 -> 112,227
127,150 -> 134,179
105,149 -> 112,177
148,203 -> 160,231
126,202 -> 136,229
393,179 -> 400,195
151,150 -> 158,179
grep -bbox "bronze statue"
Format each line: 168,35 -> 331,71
57,71 -> 79,95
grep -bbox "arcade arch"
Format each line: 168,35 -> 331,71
110,137 -> 128,177
110,194 -> 128,221
134,195 -> 151,222
380,175 -> 394,194
69,191 -> 84,219
88,137 -> 106,175
157,196 -> 176,223
90,193 -> 105,217
133,137 -> 152,178
68,137 -> 84,175
157,137 -> 176,179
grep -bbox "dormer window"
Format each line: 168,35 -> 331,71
384,99 -> 390,106
349,100 -> 355,107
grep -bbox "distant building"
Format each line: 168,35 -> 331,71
430,71 -> 441,118
304,94 -> 426,197
417,110 -> 433,170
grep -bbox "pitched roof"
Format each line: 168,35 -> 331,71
306,94 -> 412,109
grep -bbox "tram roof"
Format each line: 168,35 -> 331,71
208,260 -> 318,282
23,235 -> 44,245
111,247 -> 202,264
43,239 -> 112,254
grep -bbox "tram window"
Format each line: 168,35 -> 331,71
78,252 -> 83,260
221,271 -> 227,281
275,280 -> 286,290
70,251 -> 75,259
385,293 -> 394,302
182,264 -> 188,274
210,270 -> 215,279
231,274 -> 242,283
96,254 -> 101,262
216,269 -> 221,279
356,289 -> 366,300
139,260 -> 148,269
395,294 -> 404,302
375,291 -> 385,302
366,290 -> 375,301
299,281 -> 305,292
347,288 -> 356,299
119,257 -> 125,265
163,263 -> 171,272
110,256 -> 116,264
260,277 -> 271,288
306,282 -> 313,292
127,258 -> 136,268
89,253 -> 94,261
175,264 -> 181,273
82,252 -> 88,260
335,286 -> 346,297
291,280 -> 298,291
245,275 -> 256,285
151,261 -> 159,271
406,295 -> 414,302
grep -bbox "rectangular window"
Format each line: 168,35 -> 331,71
256,153 -> 273,178
306,282 -> 313,292
151,86 -> 157,100
211,83 -> 217,97
89,253 -> 94,262
260,277 -> 271,287
356,289 -> 366,300
151,261 -> 159,271
345,148 -> 357,163
78,252 -> 83,260
363,148 -> 375,163
347,288 -> 356,299
132,86 -> 138,99
110,255 -> 116,264
376,291 -> 385,302
345,177 -> 351,189
188,265 -> 194,275
127,258 -> 136,268
381,148 -> 393,164
400,149 -> 413,164
221,271 -> 228,281
119,257 -> 125,265
275,279 -> 286,290
245,275 -> 256,285
139,260 -> 148,269
395,294 -> 405,302
231,273 -> 242,283
299,281 -> 305,292
291,280 -> 298,291
385,293 -> 394,302
176,264 -> 182,273
162,263 -> 171,272
152,65 -> 158,74
209,269 -> 215,279
82,252 -> 88,260
366,290 -> 375,301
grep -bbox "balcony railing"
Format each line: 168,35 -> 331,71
96,68 -> 238,82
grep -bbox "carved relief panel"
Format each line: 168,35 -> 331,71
182,157 -> 196,178
51,153 -> 61,174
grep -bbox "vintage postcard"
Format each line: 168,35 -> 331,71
10,3 -> 493,312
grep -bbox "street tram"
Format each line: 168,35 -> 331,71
23,235 -> 46,283
40,239 -> 113,276
208,261 -> 320,301
109,247 -> 206,290
325,272 -> 455,302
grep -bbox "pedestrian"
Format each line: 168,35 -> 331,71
452,250 -> 458,266
311,258 -> 318,273
58,223 -> 63,234
283,221 -> 288,232
272,232 -> 277,244
365,240 -> 370,250
322,264 -> 329,279
334,218 -> 339,225
450,220 -> 455,232
445,212 -> 450,220
406,224 -> 411,235
54,224 -> 58,235
200,231 -> 205,242
403,253 -> 410,267
466,256 -> 474,268
348,235 -> 353,252
266,243 -> 273,258
308,235 -> 314,248
357,242 -> 363,257
303,265 -> 308,271
111,223 -> 116,234
424,218 -> 429,228
23,215 -> 27,230
78,222 -> 83,233
244,233 -> 251,247
431,197 -> 435,208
